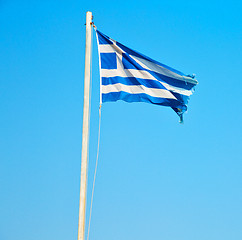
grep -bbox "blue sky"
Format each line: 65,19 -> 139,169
0,0 -> 241,240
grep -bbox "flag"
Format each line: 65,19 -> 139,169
96,29 -> 198,122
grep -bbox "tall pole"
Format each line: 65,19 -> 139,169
78,11 -> 93,240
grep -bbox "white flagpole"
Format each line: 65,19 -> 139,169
78,11 -> 93,240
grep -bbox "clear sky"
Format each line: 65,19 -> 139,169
0,0 -> 241,240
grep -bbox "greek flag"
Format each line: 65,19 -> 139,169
96,30 -> 198,122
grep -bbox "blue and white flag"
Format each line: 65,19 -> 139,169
96,29 -> 198,122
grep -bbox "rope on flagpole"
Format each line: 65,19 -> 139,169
87,104 -> 102,240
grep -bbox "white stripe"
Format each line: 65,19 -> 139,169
161,82 -> 193,96
130,55 -> 182,79
101,68 -> 156,80
116,52 -> 124,70
99,44 -> 116,53
102,83 -> 177,100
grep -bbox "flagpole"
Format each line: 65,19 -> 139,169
78,11 -> 93,240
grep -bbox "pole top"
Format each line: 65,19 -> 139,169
85,11 -> 94,27
86,11 -> 93,20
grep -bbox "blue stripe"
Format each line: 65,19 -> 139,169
115,41 -> 186,76
122,53 -> 144,70
96,30 -> 113,45
102,76 -> 167,90
147,70 -> 196,90
171,91 -> 190,105
102,92 -> 187,111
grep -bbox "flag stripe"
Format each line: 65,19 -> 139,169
102,83 -> 176,99
102,76 -> 166,89
99,44 -> 116,53
101,68 -> 156,80
115,41 -> 186,76
102,92 -> 187,109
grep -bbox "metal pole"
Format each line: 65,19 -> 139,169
78,11 -> 93,240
